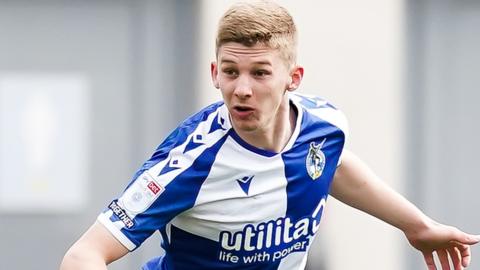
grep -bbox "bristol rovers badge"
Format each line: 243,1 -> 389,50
306,138 -> 326,180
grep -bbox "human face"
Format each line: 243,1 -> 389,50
211,42 -> 303,134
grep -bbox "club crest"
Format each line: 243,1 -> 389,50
306,138 -> 327,180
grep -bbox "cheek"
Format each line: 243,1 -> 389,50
265,81 -> 287,98
219,89 -> 230,102
219,85 -> 235,105
217,80 -> 232,94
257,92 -> 279,110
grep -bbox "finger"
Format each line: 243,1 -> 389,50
447,247 -> 462,270
454,243 -> 472,267
423,251 -> 437,270
437,249 -> 451,270
464,234 -> 480,244
451,230 -> 480,245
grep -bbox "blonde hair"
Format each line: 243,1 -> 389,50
216,1 -> 297,66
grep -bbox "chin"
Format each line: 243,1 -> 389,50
232,121 -> 258,133
236,124 -> 257,132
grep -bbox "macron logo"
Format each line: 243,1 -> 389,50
236,175 -> 254,195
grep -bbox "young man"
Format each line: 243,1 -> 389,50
60,1 -> 478,270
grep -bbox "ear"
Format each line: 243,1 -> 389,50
287,66 -> 304,92
211,61 -> 220,89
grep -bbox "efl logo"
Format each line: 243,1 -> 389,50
147,181 -> 163,195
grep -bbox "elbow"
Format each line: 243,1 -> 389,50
60,247 -> 81,270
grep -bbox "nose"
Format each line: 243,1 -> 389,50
233,75 -> 253,98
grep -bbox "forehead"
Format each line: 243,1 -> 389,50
218,42 -> 282,64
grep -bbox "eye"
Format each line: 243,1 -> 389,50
253,69 -> 270,77
222,68 -> 238,77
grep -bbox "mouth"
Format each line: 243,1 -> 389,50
233,105 -> 254,112
232,105 -> 255,119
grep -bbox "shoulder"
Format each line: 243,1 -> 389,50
143,101 -> 230,171
147,102 -> 231,184
179,101 -> 227,129
175,101 -> 231,144
160,101 -> 229,149
289,92 -> 349,136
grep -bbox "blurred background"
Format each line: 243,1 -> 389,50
0,0 -> 479,269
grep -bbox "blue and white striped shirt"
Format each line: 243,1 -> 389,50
98,92 -> 348,270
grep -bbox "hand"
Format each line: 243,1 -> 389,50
406,220 -> 480,270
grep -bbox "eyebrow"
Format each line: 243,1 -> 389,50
219,59 -> 236,64
219,58 -> 272,66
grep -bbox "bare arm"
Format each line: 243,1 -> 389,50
330,150 -> 479,270
60,221 -> 129,270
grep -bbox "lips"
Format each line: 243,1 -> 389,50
234,105 -> 254,112
232,105 -> 254,119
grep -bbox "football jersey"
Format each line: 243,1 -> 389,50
98,92 -> 348,270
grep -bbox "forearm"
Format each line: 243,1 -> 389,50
330,150 -> 431,236
60,247 -> 108,270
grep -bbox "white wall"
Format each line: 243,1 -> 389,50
197,1 -> 406,269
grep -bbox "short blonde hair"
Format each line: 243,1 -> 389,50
216,1 -> 297,66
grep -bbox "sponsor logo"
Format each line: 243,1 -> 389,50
147,181 -> 162,195
306,138 -> 326,180
119,171 -> 164,215
218,198 -> 326,264
109,201 -> 134,229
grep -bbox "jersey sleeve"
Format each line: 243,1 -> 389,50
97,102 -> 229,251
97,169 -> 168,251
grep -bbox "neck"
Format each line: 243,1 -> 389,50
234,97 -> 297,153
